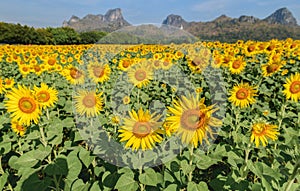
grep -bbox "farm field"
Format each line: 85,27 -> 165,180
0,39 -> 299,191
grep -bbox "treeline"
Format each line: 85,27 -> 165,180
0,22 -> 107,45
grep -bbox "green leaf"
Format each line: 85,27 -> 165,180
181,160 -> 195,175
187,181 -> 209,191
0,173 -> 8,190
66,151 -> 82,179
21,173 -> 52,191
44,157 -> 68,176
139,168 -> 159,186
10,152 -> 39,170
115,173 -> 138,191
195,153 -> 220,170
78,147 -> 95,168
164,184 -> 178,191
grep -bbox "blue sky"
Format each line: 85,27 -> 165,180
0,0 -> 299,28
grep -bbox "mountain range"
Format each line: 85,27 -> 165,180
62,8 -> 300,42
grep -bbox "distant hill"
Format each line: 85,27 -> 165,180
162,7 -> 300,42
62,8 -> 131,32
62,7 -> 300,42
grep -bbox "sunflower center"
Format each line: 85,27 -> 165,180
93,66 -> 104,78
16,124 -> 25,132
70,68 -> 82,79
122,61 -> 130,68
82,95 -> 96,108
232,60 -> 241,69
19,97 -> 37,113
48,58 -> 56,66
266,63 -> 279,73
134,69 -> 147,81
37,91 -> 50,102
236,88 -> 249,100
253,124 -> 266,135
290,81 -> 300,94
192,57 -> 203,66
133,122 -> 151,138
181,109 -> 205,130
248,45 -> 255,52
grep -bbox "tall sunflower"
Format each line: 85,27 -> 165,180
5,85 -> 41,126
250,123 -> 279,147
283,73 -> 300,102
74,90 -> 103,117
165,94 -> 222,148
118,108 -> 164,151
228,83 -> 257,108
87,62 -> 111,83
33,83 -> 58,109
127,61 -> 153,88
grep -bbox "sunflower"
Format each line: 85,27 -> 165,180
127,61 -> 153,88
261,61 -> 283,77
165,94 -> 222,148
4,78 -> 15,90
118,58 -> 133,71
250,123 -> 279,147
74,90 -> 103,117
62,65 -> 85,85
283,73 -> 300,102
123,96 -> 131,104
5,85 -> 41,126
33,83 -> 58,109
11,120 -> 27,136
228,83 -> 257,108
118,108 -> 164,151
187,52 -> 210,73
229,56 -> 246,74
87,62 -> 111,83
0,79 -> 5,94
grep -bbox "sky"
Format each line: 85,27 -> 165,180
0,0 -> 299,28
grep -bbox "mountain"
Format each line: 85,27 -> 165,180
62,8 -> 131,32
162,7 -> 300,42
263,7 -> 297,26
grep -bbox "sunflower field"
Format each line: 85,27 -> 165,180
0,38 -> 299,191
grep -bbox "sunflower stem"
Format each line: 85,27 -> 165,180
138,151 -> 145,191
39,125 -> 47,147
46,108 -> 50,121
17,137 -> 23,155
284,159 -> 300,191
188,145 -> 194,182
0,156 -> 4,174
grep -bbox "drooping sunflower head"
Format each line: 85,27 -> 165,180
5,85 -> 41,126
62,65 -> 85,85
11,120 -> 27,136
261,60 -> 283,77
166,94 -> 222,148
283,72 -> 300,102
33,83 -> 58,109
228,82 -> 258,108
87,62 -> 111,83
127,61 -> 153,88
74,90 -> 104,117
250,123 -> 279,147
118,108 -> 164,151
187,49 -> 211,73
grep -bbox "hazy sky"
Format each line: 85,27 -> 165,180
0,0 -> 299,28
